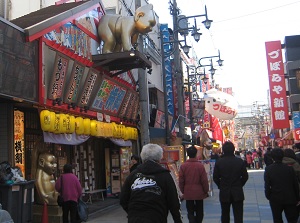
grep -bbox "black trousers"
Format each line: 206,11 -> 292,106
62,200 -> 78,223
186,200 -> 204,223
269,202 -> 298,223
220,200 -> 243,223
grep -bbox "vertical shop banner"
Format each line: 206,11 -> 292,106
48,53 -> 69,100
77,68 -> 98,108
160,24 -> 175,116
14,110 -> 25,176
63,62 -> 85,104
265,41 -> 289,129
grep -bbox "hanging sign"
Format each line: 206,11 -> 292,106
14,110 -> 25,176
90,77 -> 127,116
48,53 -> 69,100
204,89 -> 238,120
77,68 -> 98,108
63,62 -> 85,104
265,41 -> 289,129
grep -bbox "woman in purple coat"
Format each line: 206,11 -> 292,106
179,146 -> 209,223
55,164 -> 82,223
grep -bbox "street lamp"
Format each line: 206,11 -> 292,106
167,0 -> 213,139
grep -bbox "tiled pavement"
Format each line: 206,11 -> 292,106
87,170 -> 276,223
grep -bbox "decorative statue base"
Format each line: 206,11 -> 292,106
32,204 -> 62,223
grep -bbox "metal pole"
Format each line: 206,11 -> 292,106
138,34 -> 150,146
160,31 -> 171,146
172,0 -> 185,138
134,0 -> 150,147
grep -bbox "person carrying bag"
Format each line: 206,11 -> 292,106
55,164 -> 83,223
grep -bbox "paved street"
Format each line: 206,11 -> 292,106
87,170 -> 274,223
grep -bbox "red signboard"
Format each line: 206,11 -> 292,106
294,128 -> 300,141
265,41 -> 289,129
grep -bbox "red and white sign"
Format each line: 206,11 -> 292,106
204,89 -> 238,120
294,128 -> 300,141
265,41 -> 289,129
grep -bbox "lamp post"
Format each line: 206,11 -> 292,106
197,50 -> 224,86
169,0 -> 212,139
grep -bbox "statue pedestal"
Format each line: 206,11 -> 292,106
33,204 -> 62,223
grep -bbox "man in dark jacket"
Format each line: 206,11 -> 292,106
120,143 -> 183,223
213,141 -> 248,223
264,148 -> 300,223
264,147 -> 273,167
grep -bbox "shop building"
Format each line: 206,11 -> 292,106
0,0 -> 154,215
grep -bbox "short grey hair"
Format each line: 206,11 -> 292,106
140,144 -> 163,162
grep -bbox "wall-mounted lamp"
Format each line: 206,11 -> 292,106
80,106 -> 89,113
53,98 -> 62,106
130,48 -> 135,56
147,68 -> 152,74
68,103 -> 77,110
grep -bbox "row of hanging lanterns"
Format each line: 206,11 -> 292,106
40,110 -> 138,140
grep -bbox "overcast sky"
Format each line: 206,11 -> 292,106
148,0 -> 300,106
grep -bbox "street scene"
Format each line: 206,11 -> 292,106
87,170 -> 272,223
0,0 -> 299,223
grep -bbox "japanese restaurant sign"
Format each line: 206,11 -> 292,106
14,110 -> 25,176
90,77 -> 127,116
63,62 -> 85,104
48,53 -> 69,100
77,68 -> 98,108
265,41 -> 289,129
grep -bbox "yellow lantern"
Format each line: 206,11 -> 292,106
53,114 -> 62,134
66,115 -> 75,134
133,128 -> 138,140
59,114 -> 68,134
83,118 -> 91,135
104,122 -> 113,138
123,127 -> 129,140
90,120 -> 98,136
40,110 -> 55,132
120,125 -> 126,139
75,117 -> 84,135
97,122 -> 105,137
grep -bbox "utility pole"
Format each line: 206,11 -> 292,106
136,0 -> 150,146
172,0 -> 185,138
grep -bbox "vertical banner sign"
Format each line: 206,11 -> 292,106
63,62 -> 85,104
48,53 -> 69,100
265,41 -> 289,129
14,110 -> 25,177
160,24 -> 175,116
77,68 -> 98,108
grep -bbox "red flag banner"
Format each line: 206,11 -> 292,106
265,41 -> 289,129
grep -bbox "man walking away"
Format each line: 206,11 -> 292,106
179,145 -> 209,223
264,148 -> 300,223
213,141 -> 249,223
120,143 -> 183,223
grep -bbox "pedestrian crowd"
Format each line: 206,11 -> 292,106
119,142 -> 300,223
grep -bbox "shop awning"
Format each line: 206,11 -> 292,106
43,132 -> 89,145
109,138 -> 132,147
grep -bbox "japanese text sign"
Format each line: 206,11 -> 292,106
265,41 -> 289,129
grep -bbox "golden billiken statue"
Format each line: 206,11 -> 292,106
35,152 -> 59,205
